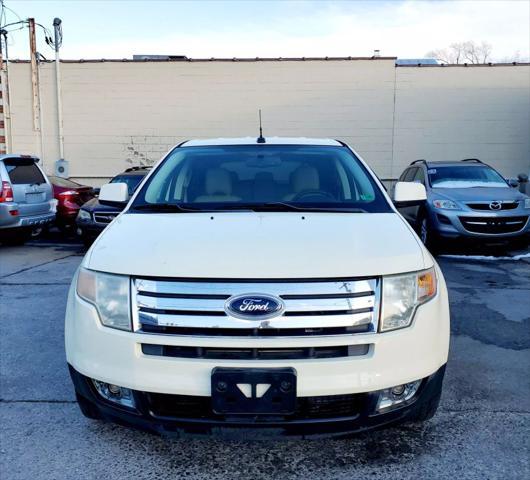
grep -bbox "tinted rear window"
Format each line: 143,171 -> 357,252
5,161 -> 46,185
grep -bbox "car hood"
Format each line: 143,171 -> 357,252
431,186 -> 527,203
86,212 -> 430,278
80,197 -> 122,213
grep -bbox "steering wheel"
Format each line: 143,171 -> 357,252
292,190 -> 336,202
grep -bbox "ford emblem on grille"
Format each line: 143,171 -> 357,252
225,294 -> 285,320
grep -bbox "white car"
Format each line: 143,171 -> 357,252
65,137 -> 449,438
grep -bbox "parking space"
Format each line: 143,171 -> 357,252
1,239 -> 529,480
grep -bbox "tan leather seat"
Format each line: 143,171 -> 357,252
284,165 -> 320,201
194,168 -> 241,202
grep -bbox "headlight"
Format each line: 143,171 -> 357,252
380,267 -> 437,332
76,268 -> 131,331
524,198 -> 530,209
433,199 -> 458,210
77,209 -> 91,222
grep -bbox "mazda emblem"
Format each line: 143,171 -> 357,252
489,201 -> 502,210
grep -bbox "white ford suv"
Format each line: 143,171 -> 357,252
65,137 -> 449,438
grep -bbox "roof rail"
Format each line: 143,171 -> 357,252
410,159 -> 427,165
124,166 -> 152,172
461,158 -> 483,163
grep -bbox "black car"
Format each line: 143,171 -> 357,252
76,167 -> 151,246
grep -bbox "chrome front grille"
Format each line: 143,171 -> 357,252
132,278 -> 380,337
93,211 -> 118,224
466,201 -> 519,211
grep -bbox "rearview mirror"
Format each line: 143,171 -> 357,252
393,181 -> 426,207
99,183 -> 129,206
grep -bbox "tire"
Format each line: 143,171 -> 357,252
81,235 -> 94,248
30,227 -> 44,238
76,393 -> 101,420
417,212 -> 440,254
408,385 -> 442,423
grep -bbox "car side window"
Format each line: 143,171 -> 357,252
398,169 -> 410,182
403,168 -> 417,182
413,168 -> 426,185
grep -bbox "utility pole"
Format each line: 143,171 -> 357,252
28,18 -> 41,132
0,26 -> 14,155
53,17 -> 64,162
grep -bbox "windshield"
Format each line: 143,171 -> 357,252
131,145 -> 391,213
111,174 -> 145,195
429,166 -> 508,188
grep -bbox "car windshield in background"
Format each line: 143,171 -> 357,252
131,145 -> 391,213
111,175 -> 145,195
429,166 -> 508,188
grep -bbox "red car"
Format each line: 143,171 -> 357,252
49,176 -> 96,232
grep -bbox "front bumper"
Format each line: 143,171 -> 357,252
429,207 -> 530,239
69,364 -> 446,438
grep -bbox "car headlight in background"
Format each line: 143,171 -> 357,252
380,267 -> 437,332
77,209 -> 92,222
433,199 -> 459,210
76,268 -> 131,331
524,198 -> 530,209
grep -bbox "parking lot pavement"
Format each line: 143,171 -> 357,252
1,240 -> 529,480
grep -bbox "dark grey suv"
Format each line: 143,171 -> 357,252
396,159 -> 530,248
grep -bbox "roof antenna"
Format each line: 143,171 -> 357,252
257,109 -> 266,143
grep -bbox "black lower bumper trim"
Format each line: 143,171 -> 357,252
69,364 -> 446,438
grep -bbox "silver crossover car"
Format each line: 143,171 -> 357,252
396,159 -> 530,248
0,155 -> 56,245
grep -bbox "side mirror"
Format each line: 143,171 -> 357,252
99,183 -> 129,206
507,179 -> 519,188
393,181 -> 427,207
91,187 -> 100,196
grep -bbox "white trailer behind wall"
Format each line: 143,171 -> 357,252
3,57 -> 529,186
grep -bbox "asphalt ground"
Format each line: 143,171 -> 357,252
1,233 -> 529,480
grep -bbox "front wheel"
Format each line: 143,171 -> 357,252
408,383 -> 442,423
418,214 -> 440,254
76,393 -> 101,420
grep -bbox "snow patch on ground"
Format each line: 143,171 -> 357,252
440,253 -> 530,261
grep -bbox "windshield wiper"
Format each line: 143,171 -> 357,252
132,203 -> 202,213
132,202 -> 368,214
208,202 -> 367,213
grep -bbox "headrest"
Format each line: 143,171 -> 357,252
205,168 -> 232,196
291,165 -> 320,193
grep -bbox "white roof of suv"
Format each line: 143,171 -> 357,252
182,137 -> 342,147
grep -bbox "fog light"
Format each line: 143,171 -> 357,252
92,379 -> 135,408
377,380 -> 422,412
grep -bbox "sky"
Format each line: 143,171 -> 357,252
2,0 -> 529,61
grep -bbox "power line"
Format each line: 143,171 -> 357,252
1,0 -> 23,27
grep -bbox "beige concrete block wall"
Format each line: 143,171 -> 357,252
5,59 -> 530,186
7,59 -> 396,185
393,65 -> 530,179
